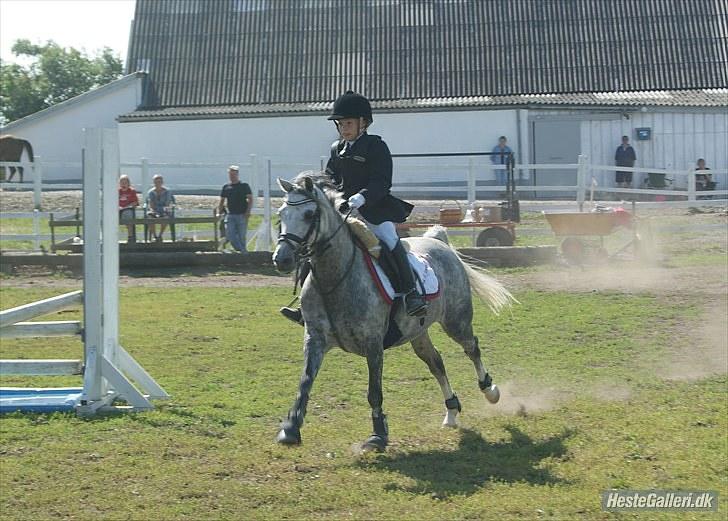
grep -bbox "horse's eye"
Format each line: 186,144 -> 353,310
303,210 -> 315,222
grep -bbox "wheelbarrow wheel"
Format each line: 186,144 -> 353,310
477,227 -> 514,247
561,237 -> 585,263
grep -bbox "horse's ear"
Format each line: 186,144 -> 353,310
277,178 -> 295,193
303,176 -> 314,194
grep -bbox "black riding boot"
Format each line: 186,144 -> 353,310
391,240 -> 427,317
280,261 -> 310,326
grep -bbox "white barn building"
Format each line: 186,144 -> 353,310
3,0 -> 727,195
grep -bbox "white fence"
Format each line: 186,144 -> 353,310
2,154 -> 725,253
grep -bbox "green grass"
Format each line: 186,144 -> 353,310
1,285 -> 725,520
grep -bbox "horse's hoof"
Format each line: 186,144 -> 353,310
442,409 -> 459,428
276,428 -> 301,445
361,435 -> 387,452
483,384 -> 500,404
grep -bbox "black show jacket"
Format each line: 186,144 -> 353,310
325,133 -> 413,224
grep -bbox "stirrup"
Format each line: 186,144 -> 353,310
404,291 -> 427,317
280,307 -> 304,325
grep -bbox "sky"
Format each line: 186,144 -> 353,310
0,0 -> 136,66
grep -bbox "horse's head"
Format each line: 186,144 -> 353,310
272,172 -> 343,274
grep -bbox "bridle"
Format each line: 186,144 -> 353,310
277,196 -> 322,259
277,190 -> 356,296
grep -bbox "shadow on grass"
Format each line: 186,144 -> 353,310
365,426 -> 574,496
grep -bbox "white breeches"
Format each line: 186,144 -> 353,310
362,219 -> 399,250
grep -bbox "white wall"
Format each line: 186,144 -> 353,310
118,109 -> 518,193
1,75 -> 144,181
581,109 -> 728,189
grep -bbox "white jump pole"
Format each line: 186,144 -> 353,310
102,129 -> 120,371
81,128 -> 104,404
77,128 -> 168,414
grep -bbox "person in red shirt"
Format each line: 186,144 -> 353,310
118,175 -> 139,243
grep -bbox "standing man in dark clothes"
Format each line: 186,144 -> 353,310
614,135 -> 637,188
490,136 -> 513,189
218,165 -> 253,252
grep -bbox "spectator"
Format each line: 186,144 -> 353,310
695,158 -> 715,191
146,175 -> 175,242
490,136 -> 513,189
218,165 -> 253,252
118,175 -> 139,243
615,135 -> 636,188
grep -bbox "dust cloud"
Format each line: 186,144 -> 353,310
655,300 -> 728,381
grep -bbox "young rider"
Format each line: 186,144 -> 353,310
280,91 -> 426,323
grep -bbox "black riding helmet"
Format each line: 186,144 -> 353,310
328,91 -> 373,124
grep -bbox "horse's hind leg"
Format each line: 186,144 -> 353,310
441,317 -> 500,404
411,332 -> 461,428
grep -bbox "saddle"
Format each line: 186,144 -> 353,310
346,218 -> 415,296
346,219 -> 440,348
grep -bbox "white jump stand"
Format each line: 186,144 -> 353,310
0,128 -> 169,415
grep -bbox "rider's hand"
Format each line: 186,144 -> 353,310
338,201 -> 350,213
347,193 -> 365,209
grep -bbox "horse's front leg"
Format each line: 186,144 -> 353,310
276,329 -> 326,445
362,348 -> 388,452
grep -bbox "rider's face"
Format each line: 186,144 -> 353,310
336,118 -> 363,141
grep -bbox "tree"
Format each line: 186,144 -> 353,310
0,40 -> 123,125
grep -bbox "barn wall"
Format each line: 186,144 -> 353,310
1,75 -> 144,181
118,109 -> 518,193
529,108 -> 728,190
580,109 -> 728,189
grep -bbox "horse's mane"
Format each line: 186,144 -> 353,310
291,170 -> 343,208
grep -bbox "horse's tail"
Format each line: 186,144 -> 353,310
23,139 -> 34,162
424,225 -> 516,314
460,259 -> 517,314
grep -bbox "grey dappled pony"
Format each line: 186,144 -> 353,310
272,173 -> 515,452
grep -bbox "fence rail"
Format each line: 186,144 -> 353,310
2,154 -> 726,253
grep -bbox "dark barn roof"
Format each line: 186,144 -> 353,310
127,0 -> 728,110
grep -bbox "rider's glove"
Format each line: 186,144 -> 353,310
347,193 -> 365,209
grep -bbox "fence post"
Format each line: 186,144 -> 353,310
33,156 -> 42,210
467,157 -> 476,205
249,153 -> 259,198
140,158 -> 149,199
33,209 -> 41,251
257,158 -> 272,252
687,168 -> 696,202
576,154 -> 587,212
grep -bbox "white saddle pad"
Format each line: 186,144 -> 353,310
370,252 -> 440,304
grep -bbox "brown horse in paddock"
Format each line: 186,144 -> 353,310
0,135 -> 34,182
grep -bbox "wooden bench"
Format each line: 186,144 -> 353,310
49,209 -> 222,253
